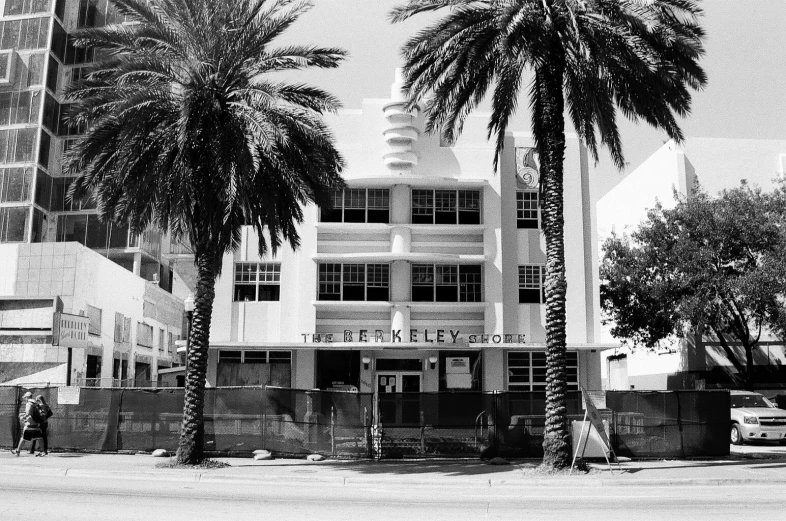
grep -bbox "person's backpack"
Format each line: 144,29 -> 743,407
38,403 -> 52,421
29,403 -> 44,424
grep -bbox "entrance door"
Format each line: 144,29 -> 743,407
377,372 -> 421,425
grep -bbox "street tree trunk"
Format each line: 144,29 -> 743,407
176,249 -> 219,464
537,64 -> 570,469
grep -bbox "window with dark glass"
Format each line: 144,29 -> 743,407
0,206 -> 28,242
411,264 -> 482,302
0,91 -> 41,125
518,265 -> 545,304
0,128 -> 38,162
516,191 -> 539,229
507,351 -> 578,391
217,350 -> 291,387
0,167 -> 33,202
46,55 -> 58,93
320,188 -> 389,223
233,262 -> 281,302
412,189 -> 481,224
317,263 -> 389,301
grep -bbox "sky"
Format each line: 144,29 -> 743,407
282,0 -> 786,199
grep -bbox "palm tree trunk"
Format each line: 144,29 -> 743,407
176,249 -> 219,464
537,63 -> 570,470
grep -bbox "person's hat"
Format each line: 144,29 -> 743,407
22,391 -> 33,399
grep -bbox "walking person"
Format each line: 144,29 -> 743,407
11,391 -> 42,456
30,395 -> 53,456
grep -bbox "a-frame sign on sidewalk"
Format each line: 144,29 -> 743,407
570,387 -> 622,474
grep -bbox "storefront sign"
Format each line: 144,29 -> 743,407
53,312 -> 88,348
302,330 -> 526,344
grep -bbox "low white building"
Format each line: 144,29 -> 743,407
598,139 -> 786,391
200,70 -> 613,399
0,242 -> 184,387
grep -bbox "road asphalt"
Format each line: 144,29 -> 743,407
2,444 -> 785,488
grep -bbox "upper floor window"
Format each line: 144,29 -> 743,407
519,264 -> 545,304
321,188 -> 389,223
412,189 -> 481,224
233,262 -> 280,302
516,191 -> 539,229
507,351 -> 578,392
318,263 -> 389,301
411,264 -> 482,302
4,0 -> 52,16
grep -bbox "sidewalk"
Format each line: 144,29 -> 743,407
2,445 -> 786,488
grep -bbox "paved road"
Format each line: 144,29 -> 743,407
3,471 -> 784,520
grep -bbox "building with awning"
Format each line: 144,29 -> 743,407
202,70 -> 616,395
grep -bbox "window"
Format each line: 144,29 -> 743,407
136,322 -> 153,348
56,213 -> 129,248
0,17 -> 50,50
233,262 -> 281,302
0,128 -> 38,163
518,265 -> 545,304
0,206 -> 28,242
411,264 -> 482,302
4,0 -> 52,16
114,312 -> 130,343
86,304 -> 101,336
516,191 -> 539,229
507,351 -> 578,391
158,328 -> 165,352
320,188 -> 389,223
317,263 -> 390,301
0,167 -> 33,203
216,350 -> 292,387
411,189 -> 481,224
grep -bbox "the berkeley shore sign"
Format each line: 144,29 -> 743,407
302,329 -> 526,344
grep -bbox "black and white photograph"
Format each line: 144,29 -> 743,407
1,0 -> 785,519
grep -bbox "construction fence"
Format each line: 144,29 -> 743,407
0,387 -> 729,459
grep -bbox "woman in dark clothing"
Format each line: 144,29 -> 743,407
31,395 -> 52,456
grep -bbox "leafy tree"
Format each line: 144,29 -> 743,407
601,183 -> 786,391
64,0 -> 346,464
391,0 -> 706,468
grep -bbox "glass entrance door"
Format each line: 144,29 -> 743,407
377,372 -> 421,425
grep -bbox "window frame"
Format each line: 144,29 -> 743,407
411,263 -> 482,303
518,264 -> 545,304
317,262 -> 390,301
507,351 -> 579,392
233,262 -> 281,302
411,188 -> 482,225
516,190 -> 540,229
320,188 -> 390,224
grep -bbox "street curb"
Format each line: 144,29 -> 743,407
3,465 -> 786,488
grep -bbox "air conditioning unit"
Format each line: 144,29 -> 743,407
0,50 -> 17,86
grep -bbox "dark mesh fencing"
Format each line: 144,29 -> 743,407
0,386 -> 373,458
0,386 -> 20,448
376,391 -> 585,458
0,386 -> 728,459
606,390 -> 729,458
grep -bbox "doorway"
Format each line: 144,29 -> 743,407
376,372 -> 422,425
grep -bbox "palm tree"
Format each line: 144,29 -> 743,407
64,0 -> 346,464
391,0 -> 705,468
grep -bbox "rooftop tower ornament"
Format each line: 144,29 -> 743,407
382,68 -> 419,176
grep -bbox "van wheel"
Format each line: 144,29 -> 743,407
730,423 -> 743,445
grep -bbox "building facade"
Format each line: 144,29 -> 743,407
0,0 -> 186,386
204,70 -> 610,396
597,139 -> 786,391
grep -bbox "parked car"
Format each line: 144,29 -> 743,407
730,390 -> 786,445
